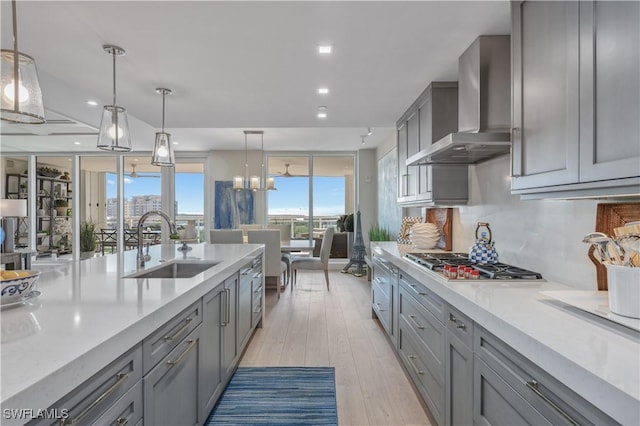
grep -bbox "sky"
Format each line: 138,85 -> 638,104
107,174 -> 346,216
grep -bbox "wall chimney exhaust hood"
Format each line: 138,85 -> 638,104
407,35 -> 511,166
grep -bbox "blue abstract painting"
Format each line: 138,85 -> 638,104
214,181 -> 255,229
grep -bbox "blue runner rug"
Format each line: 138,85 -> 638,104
205,366 -> 338,425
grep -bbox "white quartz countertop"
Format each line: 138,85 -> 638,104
1,243 -> 263,418
372,242 -> 639,425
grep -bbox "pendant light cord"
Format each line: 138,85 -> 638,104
112,50 -> 117,106
161,91 -> 166,132
11,0 -> 19,110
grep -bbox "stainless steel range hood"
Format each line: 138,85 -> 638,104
408,36 -> 511,166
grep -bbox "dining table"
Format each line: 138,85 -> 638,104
280,239 -> 315,252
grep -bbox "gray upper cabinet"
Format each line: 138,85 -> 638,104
579,1 -> 640,183
511,1 -> 640,198
397,82 -> 468,206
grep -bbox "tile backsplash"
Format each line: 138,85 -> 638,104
408,155 -> 616,290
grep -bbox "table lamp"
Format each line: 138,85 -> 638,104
0,199 -> 27,253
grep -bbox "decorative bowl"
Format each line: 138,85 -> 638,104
1,271 -> 41,305
410,223 -> 440,249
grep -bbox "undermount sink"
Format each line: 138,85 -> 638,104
125,260 -> 219,279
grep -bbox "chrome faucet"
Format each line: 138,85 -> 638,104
136,210 -> 177,268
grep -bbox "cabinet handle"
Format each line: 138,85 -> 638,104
449,313 -> 457,323
166,339 -> 196,368
164,317 -> 193,342
456,321 -> 466,330
376,302 -> 386,312
241,268 -> 251,275
253,286 -> 263,294
254,305 -> 263,314
525,380 -> 579,426
448,313 -> 466,330
60,373 -> 128,425
510,127 -> 522,177
225,288 -> 231,325
408,314 -> 425,330
407,355 -> 424,375
115,418 -> 128,426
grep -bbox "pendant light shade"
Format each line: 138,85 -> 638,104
151,88 -> 175,167
97,45 -> 131,151
0,0 -> 45,124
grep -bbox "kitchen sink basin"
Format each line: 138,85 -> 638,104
125,260 -> 219,279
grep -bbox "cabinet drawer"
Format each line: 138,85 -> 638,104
399,272 -> 444,322
143,299 -> 202,374
475,327 -> 618,426
32,344 -> 142,426
372,279 -> 391,333
398,326 -> 444,426
398,287 -> 445,379
445,304 -> 473,348
92,380 -> 143,426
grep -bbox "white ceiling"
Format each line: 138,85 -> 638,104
0,1 -> 511,153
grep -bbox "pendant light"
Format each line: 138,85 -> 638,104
97,45 -> 131,151
0,0 -> 45,124
234,131 -> 253,191
151,88 -> 175,167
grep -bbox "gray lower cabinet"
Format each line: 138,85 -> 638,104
144,325 -> 202,426
200,285 -> 225,422
200,272 -> 240,422
30,344 -> 143,426
238,264 -> 253,352
93,380 -> 143,426
474,326 -> 618,426
444,306 -> 473,426
371,256 -> 397,342
222,273 -> 238,378
511,0 -> 640,198
398,280 -> 445,425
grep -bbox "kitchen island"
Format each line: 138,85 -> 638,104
371,242 -> 639,425
1,243 -> 264,425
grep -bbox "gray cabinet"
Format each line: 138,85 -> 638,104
397,82 -> 467,206
371,255 -> 398,342
238,262 -> 254,352
144,325 -> 201,426
222,273 -> 238,378
444,306 -> 473,426
397,276 -> 445,425
252,258 -> 264,328
511,1 -> 640,198
200,285 -> 225,422
474,326 -> 618,426
32,345 -> 142,426
92,380 -> 143,426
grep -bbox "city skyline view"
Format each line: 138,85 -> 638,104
107,173 -> 347,217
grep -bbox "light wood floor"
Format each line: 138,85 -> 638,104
240,270 -> 432,426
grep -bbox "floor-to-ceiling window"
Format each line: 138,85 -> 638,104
267,154 -> 354,241
175,161 -> 205,242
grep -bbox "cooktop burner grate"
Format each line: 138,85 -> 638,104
405,252 -> 544,280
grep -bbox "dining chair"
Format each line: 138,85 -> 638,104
210,229 -> 243,244
247,229 -> 288,297
239,224 -> 263,238
291,226 -> 335,291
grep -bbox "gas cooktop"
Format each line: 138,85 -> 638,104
405,252 -> 544,281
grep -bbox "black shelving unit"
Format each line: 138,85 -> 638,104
5,173 -> 73,254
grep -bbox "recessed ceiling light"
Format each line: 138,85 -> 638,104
318,45 -> 332,54
86,100 -> 98,106
318,87 -> 329,95
172,141 -> 179,145
73,141 -> 81,145
317,106 -> 327,119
